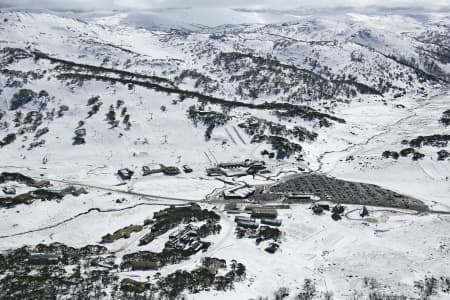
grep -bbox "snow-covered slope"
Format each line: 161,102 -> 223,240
0,8 -> 449,300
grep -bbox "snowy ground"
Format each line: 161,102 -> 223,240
0,9 -> 449,299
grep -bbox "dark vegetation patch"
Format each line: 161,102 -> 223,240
120,258 -> 246,299
0,186 -> 87,208
0,243 -> 113,300
256,226 -> 282,244
73,128 -> 86,145
101,225 -> 143,243
440,109 -> 450,126
237,117 -> 317,159
175,69 -> 219,93
0,132 -> 16,147
10,48 -> 344,127
382,134 -> 450,161
252,135 -> 303,159
408,134 -> 450,148
0,172 -> 49,188
213,51 -> 383,100
187,105 -> 230,140
9,89 -> 36,110
120,205 -> 221,271
437,149 -> 449,161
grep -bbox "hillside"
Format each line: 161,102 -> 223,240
0,8 -> 449,300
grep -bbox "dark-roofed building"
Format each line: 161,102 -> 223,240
261,218 -> 282,227
28,253 -> 60,265
251,208 -> 278,219
117,168 -> 133,180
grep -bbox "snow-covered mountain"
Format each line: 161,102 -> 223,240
0,8 -> 449,300
0,9 -> 448,177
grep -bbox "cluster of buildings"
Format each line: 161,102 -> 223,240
223,185 -> 256,199
164,225 -> 210,253
232,206 -> 282,229
231,207 -> 282,254
117,164 -> 186,181
142,164 -> 181,176
207,159 -> 266,177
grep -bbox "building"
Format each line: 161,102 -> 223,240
183,165 -> 193,173
250,208 -> 278,219
222,168 -> 249,177
206,167 -> 225,176
223,186 -> 255,199
117,168 -> 133,180
142,165 -> 180,176
142,166 -> 163,176
161,165 -> 180,175
234,216 -> 256,223
224,203 -> 241,213
164,225 -> 208,253
28,253 -> 61,265
260,218 -> 282,227
264,243 -> 279,254
218,162 -> 245,169
234,215 -> 258,229
236,220 -> 258,229
286,193 -> 319,202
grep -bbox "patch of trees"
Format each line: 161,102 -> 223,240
383,134 -> 449,161
175,69 -> 219,93
0,133 -> 16,147
0,242 -> 112,300
32,49 -> 174,87
0,185 -> 87,208
86,96 -> 103,118
9,89 -> 36,110
101,224 -> 143,243
440,109 -> 450,126
408,134 -> 450,148
382,150 -> 399,160
55,67 -> 343,127
437,150 -> 449,161
73,128 -> 86,145
34,127 -> 49,138
252,135 -> 303,159
57,105 -> 69,118
188,105 -> 231,140
105,105 -> 118,128
256,226 -> 281,244
0,47 -> 32,66
156,260 -> 245,298
14,110 -> 45,136
120,258 -> 245,299
414,276 -> 450,299
241,117 -> 318,144
187,105 -> 230,127
0,172 -> 49,188
28,139 -> 45,150
1,69 -> 45,89
213,51 -> 382,103
382,148 -> 425,161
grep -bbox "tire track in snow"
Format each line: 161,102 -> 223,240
225,127 -> 237,145
233,126 -> 246,144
